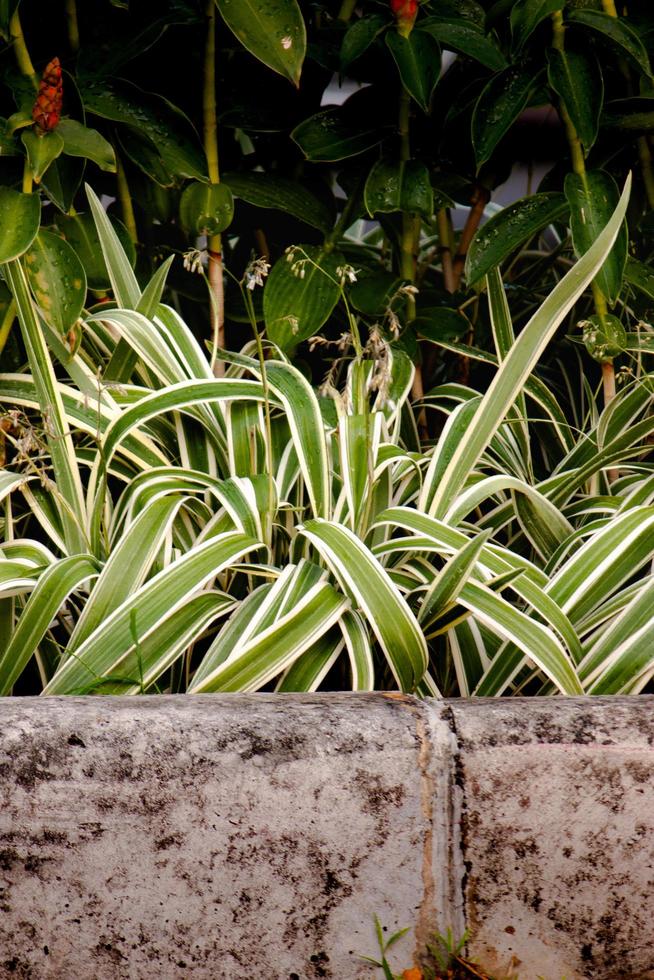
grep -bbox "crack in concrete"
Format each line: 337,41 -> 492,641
443,705 -> 469,953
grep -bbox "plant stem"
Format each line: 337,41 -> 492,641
9,10 -> 37,87
204,0 -> 225,378
398,88 -> 427,433
437,209 -> 455,293
115,151 -> 138,244
65,0 -> 80,53
599,0 -> 654,209
552,10 -> 616,413
337,0 -> 357,22
452,184 -> 489,290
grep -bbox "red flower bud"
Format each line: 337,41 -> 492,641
390,0 -> 418,37
32,57 -> 63,134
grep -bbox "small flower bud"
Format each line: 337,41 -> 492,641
390,0 -> 418,37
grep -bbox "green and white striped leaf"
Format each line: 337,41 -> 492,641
44,531 -> 260,694
424,174 -> 631,518
300,518 -> 428,691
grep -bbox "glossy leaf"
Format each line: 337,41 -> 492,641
472,64 -> 539,170
57,118 -> 116,172
291,107 -> 384,162
41,155 -> 85,214
82,79 -> 207,181
466,192 -> 569,286
264,245 -> 342,349
420,18 -> 507,70
385,30 -> 441,112
364,158 -> 433,219
567,9 -> 652,79
565,170 -> 627,306
21,129 -> 64,182
215,0 -> 306,87
548,49 -> 603,152
23,230 -> 87,334
0,188 -> 40,262
223,171 -> 333,233
510,0 -> 564,52
341,14 -> 388,66
179,180 -> 234,236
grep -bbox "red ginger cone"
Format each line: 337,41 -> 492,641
391,0 -> 418,37
32,57 -> 63,134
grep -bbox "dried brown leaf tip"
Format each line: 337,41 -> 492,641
32,57 -> 63,134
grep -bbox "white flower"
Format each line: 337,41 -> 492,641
183,248 -> 207,275
244,256 -> 270,291
336,264 -> 358,285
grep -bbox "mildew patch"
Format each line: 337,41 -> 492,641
451,697 -> 654,980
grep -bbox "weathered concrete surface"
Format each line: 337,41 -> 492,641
450,697 -> 654,980
1,696 -> 653,979
0,694 -> 460,980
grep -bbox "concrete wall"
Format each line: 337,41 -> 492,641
0,695 -> 652,980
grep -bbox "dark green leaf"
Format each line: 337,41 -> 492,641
624,255 -> 654,301
57,119 -> 116,172
420,19 -> 507,70
0,188 -> 40,262
472,64 -> 540,170
510,0 -> 565,52
385,30 -> 441,112
179,181 -> 234,236
548,48 -> 602,151
215,0 -> 306,87
466,192 -> 569,286
41,155 -> 86,214
567,9 -> 652,79
264,245 -> 342,349
23,230 -> 86,334
21,130 -> 64,182
581,312 -> 626,361
364,158 -> 433,219
54,211 -> 136,292
416,308 -> 470,342
117,129 -> 176,187
292,107 -> 384,162
82,79 -> 207,181
223,171 -> 333,233
565,169 -> 627,306
0,0 -> 19,40
425,0 -> 486,28
340,14 -> 388,66
349,272 -> 401,316
601,97 -> 654,133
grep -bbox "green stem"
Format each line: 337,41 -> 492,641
337,0 -> 357,22
65,0 -> 80,53
9,10 -> 37,87
399,89 -> 416,323
22,158 -> 33,195
552,10 -> 615,411
204,0 -> 225,377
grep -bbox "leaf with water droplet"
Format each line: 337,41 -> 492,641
23,229 -> 86,334
565,170 -> 627,306
466,192 -> 569,286
0,188 -> 40,262
215,0 -> 306,87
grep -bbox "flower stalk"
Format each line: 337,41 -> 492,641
204,0 -> 225,377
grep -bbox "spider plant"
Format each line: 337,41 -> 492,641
3,176 -> 654,698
